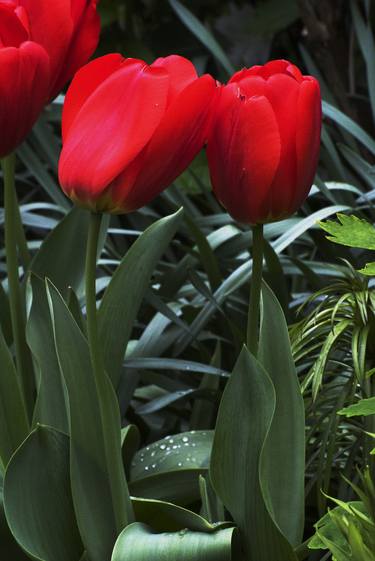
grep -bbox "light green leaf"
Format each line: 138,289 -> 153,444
258,282 -> 305,546
210,347 -> 297,561
320,214 -> 375,250
359,262 -> 375,276
3,425 -> 83,561
46,280 -> 133,561
111,522 -> 237,561
130,431 -> 212,505
0,326 -> 29,469
168,0 -> 234,76
98,208 -> 183,388
338,397 -> 375,418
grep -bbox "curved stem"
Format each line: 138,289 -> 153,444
247,224 -> 264,357
85,211 -> 105,381
2,153 -> 33,420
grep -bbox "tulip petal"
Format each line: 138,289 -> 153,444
207,86 -> 281,224
109,74 -> 216,212
19,0 -> 73,86
265,73 -> 300,216
62,53 -> 124,142
152,55 -> 198,105
0,42 -> 50,157
59,60 -> 169,201
294,78 -> 321,209
49,0 -> 100,99
0,4 -> 28,47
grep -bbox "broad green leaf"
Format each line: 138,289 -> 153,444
27,275 -> 68,433
0,281 -> 12,344
258,283 -> 305,546
3,425 -> 83,561
111,522 -> 237,561
30,208 -> 89,297
0,326 -> 29,469
168,0 -> 234,76
322,101 -> 375,155
98,208 -> 183,388
210,347 -> 297,561
0,473 -> 29,561
46,281 -> 133,561
320,214 -> 375,250
338,397 -> 375,418
359,262 -> 375,276
121,425 -> 140,479
132,497 -> 230,532
130,431 -> 212,505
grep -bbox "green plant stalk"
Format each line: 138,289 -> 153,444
247,224 -> 264,356
85,211 -> 130,531
2,153 -> 33,420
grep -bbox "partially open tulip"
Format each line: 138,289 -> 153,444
58,54 -> 216,213
0,0 -> 100,157
207,59 -> 321,224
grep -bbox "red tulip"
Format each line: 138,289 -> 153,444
0,0 -> 100,157
207,59 -> 321,224
58,54 -> 216,213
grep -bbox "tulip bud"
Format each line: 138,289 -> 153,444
207,59 -> 322,224
59,54 -> 216,213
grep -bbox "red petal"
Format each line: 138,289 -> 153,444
59,61 -> 169,201
62,53 -> 124,142
207,86 -> 281,224
49,0 -> 100,98
152,55 -> 198,105
0,4 -> 28,47
0,42 -> 50,156
293,78 -> 321,210
109,74 -> 216,212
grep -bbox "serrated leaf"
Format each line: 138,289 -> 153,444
338,397 -> 375,418
320,214 -> 375,250
359,262 -> 375,276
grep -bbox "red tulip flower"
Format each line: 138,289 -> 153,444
0,0 -> 100,157
207,60 -> 321,224
58,54 -> 216,213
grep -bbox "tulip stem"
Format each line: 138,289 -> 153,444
85,211 -> 105,385
2,153 -> 34,421
247,224 -> 264,356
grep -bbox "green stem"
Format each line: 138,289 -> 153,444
247,224 -> 264,356
85,211 -> 132,530
2,153 -> 33,421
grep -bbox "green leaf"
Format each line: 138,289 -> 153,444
130,431 -> 212,505
111,522 -> 237,561
0,326 -> 29,469
168,0 -> 234,76
27,275 -> 68,433
210,347 -> 297,561
322,101 -> 375,155
359,262 -> 375,276
98,208 -> 183,388
3,425 -> 83,561
338,397 -> 375,418
0,473 -> 29,560
46,280 -> 133,561
320,214 -> 375,250
258,282 -> 305,546
30,208 -> 90,297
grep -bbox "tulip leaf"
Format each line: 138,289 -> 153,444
258,282 -> 305,546
131,497 -> 230,533
0,473 -> 30,561
130,431 -> 212,505
46,280 -> 133,561
320,213 -> 375,250
98,208 -> 183,388
27,274 -> 68,433
111,522 -> 237,561
0,325 -> 29,469
30,207 -> 89,297
3,425 -> 83,561
210,346 -> 297,561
